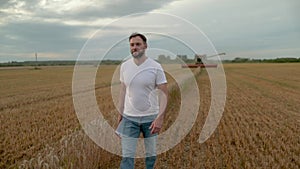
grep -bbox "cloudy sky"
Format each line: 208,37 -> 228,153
0,0 -> 299,62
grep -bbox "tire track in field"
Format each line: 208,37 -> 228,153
0,83 -> 113,112
0,83 -> 114,168
222,70 -> 300,167
225,76 -> 281,167
229,70 -> 300,119
228,70 -> 300,112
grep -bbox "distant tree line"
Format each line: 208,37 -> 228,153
1,57 -> 299,67
223,57 -> 300,63
157,55 -> 300,64
0,60 -> 122,67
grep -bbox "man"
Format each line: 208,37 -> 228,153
116,33 -> 168,169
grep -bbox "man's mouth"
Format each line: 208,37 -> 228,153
131,50 -> 144,58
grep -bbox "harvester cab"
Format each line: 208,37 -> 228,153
195,54 -> 206,64
182,53 -> 225,68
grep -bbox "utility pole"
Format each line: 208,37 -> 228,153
35,52 -> 38,69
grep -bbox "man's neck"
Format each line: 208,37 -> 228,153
133,55 -> 147,66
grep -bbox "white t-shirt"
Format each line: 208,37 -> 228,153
120,57 -> 167,117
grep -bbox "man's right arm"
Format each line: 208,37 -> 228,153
118,82 -> 126,123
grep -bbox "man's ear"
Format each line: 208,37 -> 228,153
145,43 -> 148,49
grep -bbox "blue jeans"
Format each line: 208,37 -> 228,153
116,114 -> 158,169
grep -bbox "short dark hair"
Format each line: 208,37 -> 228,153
129,32 -> 147,43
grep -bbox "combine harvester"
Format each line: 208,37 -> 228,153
182,53 -> 225,68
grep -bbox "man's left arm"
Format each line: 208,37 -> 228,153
150,83 -> 168,134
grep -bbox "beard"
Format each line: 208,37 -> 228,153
131,49 -> 145,58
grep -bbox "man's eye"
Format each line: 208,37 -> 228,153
130,43 -> 141,46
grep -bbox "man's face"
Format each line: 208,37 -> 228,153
129,36 -> 147,58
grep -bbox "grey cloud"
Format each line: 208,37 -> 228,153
2,0 -> 179,20
1,0 -> 299,62
184,0 -> 300,58
0,21 -> 86,53
0,1 -> 15,8
71,0 -> 178,19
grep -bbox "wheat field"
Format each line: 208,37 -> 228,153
0,63 -> 299,168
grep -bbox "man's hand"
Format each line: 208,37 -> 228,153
115,113 -> 123,139
149,116 -> 164,134
118,114 -> 123,124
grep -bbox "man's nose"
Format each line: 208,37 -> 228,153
131,45 -> 138,50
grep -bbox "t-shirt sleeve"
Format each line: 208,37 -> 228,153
156,65 -> 167,85
120,64 -> 124,82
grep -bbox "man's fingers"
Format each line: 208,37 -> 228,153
149,119 -> 162,134
150,125 -> 156,134
151,126 -> 161,134
149,122 -> 154,129
150,124 -> 157,134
